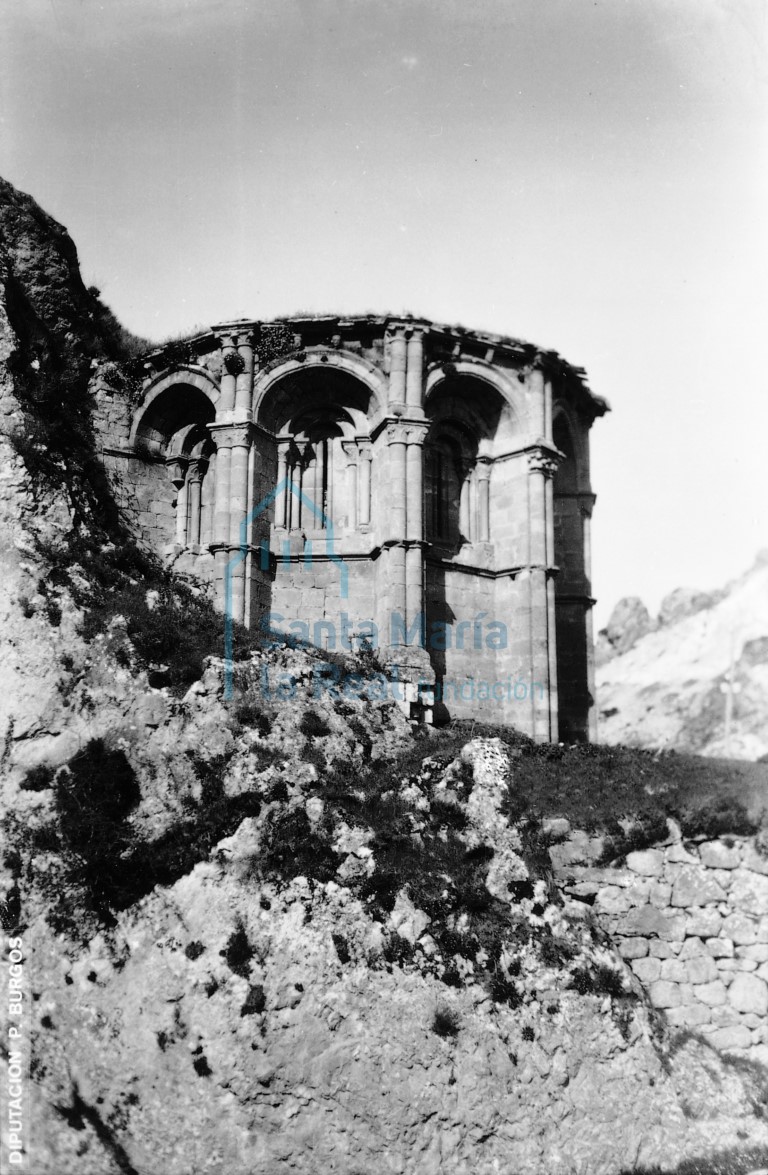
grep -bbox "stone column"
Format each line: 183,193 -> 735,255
167,457 -> 188,548
459,467 -> 472,541
234,333 -> 255,418
526,448 -> 560,742
545,473 -> 559,742
276,439 -> 290,527
228,426 -> 252,625
387,326 -> 407,409
341,441 -> 358,530
380,422 -> 409,658
405,326 -> 425,410
405,424 -> 427,638
477,459 -> 492,542
358,442 -> 372,527
218,332 -> 238,416
187,459 -> 205,549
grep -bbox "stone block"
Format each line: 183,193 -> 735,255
594,887 -> 635,916
685,956 -> 718,985
616,937 -> 649,960
631,957 -> 661,984
757,963 -> 768,982
729,869 -> 768,917
665,1004 -> 711,1028
742,845 -> 768,875
625,849 -> 663,877
648,882 -> 673,908
693,981 -> 727,1007
699,841 -> 741,870
709,1005 -> 741,1026
679,937 -> 706,959
705,1024 -> 752,1051
685,909 -> 723,938
665,843 -> 699,865
670,867 -> 726,907
706,937 -> 733,957
623,905 -> 686,941
727,973 -> 768,1016
649,940 -> 679,958
649,980 -> 681,1009
659,959 -> 688,983
736,943 -> 768,962
721,913 -> 758,945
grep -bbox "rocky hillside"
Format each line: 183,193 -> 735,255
2,175 -> 768,1175
597,555 -> 768,761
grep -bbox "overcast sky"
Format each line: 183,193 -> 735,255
2,0 -> 766,625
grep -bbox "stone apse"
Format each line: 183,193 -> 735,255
98,316 -> 608,741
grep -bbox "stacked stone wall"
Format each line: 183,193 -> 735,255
551,826 -> 768,1063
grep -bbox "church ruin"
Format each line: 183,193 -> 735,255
93,315 -> 608,742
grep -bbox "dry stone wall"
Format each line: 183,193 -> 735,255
551,826 -> 768,1064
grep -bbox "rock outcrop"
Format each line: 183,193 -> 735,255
597,555 -> 768,760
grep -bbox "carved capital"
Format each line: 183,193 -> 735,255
526,447 -> 560,479
165,456 -> 188,488
385,421 -> 427,447
187,456 -> 208,483
208,422 -> 252,450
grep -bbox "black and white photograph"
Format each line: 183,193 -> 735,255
1,1 -> 767,1172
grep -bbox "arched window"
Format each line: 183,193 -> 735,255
425,434 -> 466,546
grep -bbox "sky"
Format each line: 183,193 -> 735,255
2,0 -> 767,626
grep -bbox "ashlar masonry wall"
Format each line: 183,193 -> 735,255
551,826 -> 768,1064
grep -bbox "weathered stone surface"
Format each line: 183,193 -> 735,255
648,980 -> 681,1008
685,909 -> 723,938
721,912 -> 758,945
649,940 -> 679,958
670,867 -> 727,907
617,937 -> 649,960
737,944 -> 768,963
741,845 -> 768,876
665,1004 -> 712,1028
706,937 -> 734,957
622,905 -> 686,940
727,973 -> 768,1016
729,870 -> 768,917
685,956 -> 718,985
679,937 -> 706,959
631,957 -> 661,984
659,959 -> 688,983
699,841 -> 741,869
693,981 -> 728,1007
705,1024 -> 753,1051
666,843 -> 700,866
625,849 -> 664,877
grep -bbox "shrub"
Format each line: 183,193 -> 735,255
240,984 -> 266,1016
332,932 -> 351,964
259,809 -> 339,884
20,765 -> 55,792
220,923 -> 254,978
432,1006 -> 460,1038
299,710 -> 331,737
